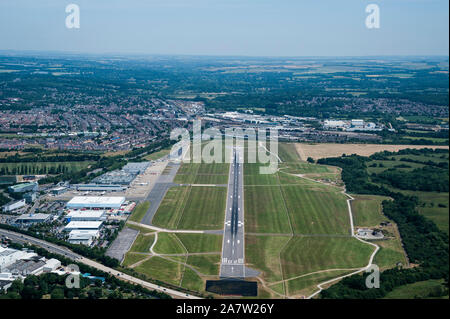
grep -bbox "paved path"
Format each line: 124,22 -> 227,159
127,220 -> 207,234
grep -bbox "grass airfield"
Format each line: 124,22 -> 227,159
121,142 -> 407,298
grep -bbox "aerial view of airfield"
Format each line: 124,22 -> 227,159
0,0 -> 448,302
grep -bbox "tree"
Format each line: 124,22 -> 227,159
50,287 -> 65,299
307,157 -> 315,164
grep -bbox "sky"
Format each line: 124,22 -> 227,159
0,0 -> 448,57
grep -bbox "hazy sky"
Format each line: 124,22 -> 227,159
0,0 -> 448,56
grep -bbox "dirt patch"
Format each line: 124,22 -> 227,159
295,143 -> 448,160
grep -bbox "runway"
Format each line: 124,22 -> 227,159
220,146 -> 256,278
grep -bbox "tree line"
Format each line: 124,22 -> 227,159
318,149 -> 449,299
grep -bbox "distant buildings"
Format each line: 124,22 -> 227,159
324,120 -> 347,130
323,119 -> 385,132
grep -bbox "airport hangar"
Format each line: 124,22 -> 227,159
66,196 -> 125,210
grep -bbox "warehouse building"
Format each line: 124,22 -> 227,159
50,186 -> 67,195
15,213 -> 51,225
67,230 -> 100,246
0,247 -> 37,272
122,162 -> 151,174
66,196 -> 125,210
2,199 -> 26,213
8,182 -> 38,193
64,221 -> 103,232
72,184 -> 127,192
65,210 -> 106,222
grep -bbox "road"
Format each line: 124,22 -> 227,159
220,147 -> 246,278
0,228 -> 201,299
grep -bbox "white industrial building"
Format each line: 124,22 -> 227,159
66,210 -> 106,222
66,196 -> 125,209
0,247 -> 36,272
351,119 -> 365,128
64,221 -> 103,232
324,120 -> 347,129
15,213 -> 51,225
2,199 -> 26,213
68,230 -> 100,246
0,246 -> 61,281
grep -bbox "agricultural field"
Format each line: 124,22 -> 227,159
295,143 -> 448,161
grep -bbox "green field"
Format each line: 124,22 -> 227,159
281,237 -> 374,277
374,238 -> 408,270
285,269 -> 353,297
244,186 -> 292,234
278,143 -> 301,162
181,267 -> 204,292
174,162 -> 229,184
153,232 -> 187,254
122,253 -> 148,267
245,235 -> 374,292
129,233 -> 155,253
124,231 -> 222,295
280,162 -> 330,175
384,189 -> 449,234
242,143 -> 388,298
128,201 -> 150,223
134,256 -> 186,286
152,186 -> 226,230
415,191 -> 449,234
245,235 -> 291,283
351,195 -> 391,227
383,279 -> 448,299
143,147 -> 171,161
186,254 -> 221,276
282,186 -> 350,235
175,233 -> 222,253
